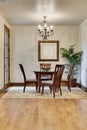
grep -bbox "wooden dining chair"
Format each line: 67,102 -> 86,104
19,64 -> 38,92
41,64 -> 64,98
62,64 -> 75,92
40,63 -> 53,80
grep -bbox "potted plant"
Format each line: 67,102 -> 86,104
60,44 -> 83,87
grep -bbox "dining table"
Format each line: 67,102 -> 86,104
34,70 -> 54,92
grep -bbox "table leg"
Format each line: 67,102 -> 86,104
36,73 -> 41,93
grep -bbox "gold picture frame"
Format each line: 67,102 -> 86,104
38,40 -> 59,61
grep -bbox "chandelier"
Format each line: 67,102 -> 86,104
38,16 -> 54,40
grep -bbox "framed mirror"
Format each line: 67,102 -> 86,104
38,40 -> 59,61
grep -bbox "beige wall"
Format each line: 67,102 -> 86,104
0,15 -> 10,89
79,19 -> 87,88
10,26 -> 79,82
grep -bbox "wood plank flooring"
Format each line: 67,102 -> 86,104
0,98 -> 87,130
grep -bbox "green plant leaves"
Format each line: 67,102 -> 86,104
60,44 -> 83,78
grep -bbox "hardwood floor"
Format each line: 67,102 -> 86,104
0,97 -> 87,130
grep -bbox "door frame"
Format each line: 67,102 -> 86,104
4,25 -> 10,88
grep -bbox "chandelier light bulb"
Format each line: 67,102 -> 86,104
38,25 -> 42,30
44,23 -> 47,29
47,27 -> 49,30
50,25 -> 53,30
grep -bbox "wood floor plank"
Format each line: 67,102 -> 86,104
0,98 -> 87,130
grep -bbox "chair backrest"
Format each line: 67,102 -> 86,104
53,64 -> 64,86
67,64 -> 74,80
40,63 -> 51,71
19,64 -> 26,81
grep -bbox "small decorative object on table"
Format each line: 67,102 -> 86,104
40,64 -> 51,71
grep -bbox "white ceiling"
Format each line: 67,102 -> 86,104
0,0 -> 87,25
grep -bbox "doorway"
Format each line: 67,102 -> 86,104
4,25 -> 10,88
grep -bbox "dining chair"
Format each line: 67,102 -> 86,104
41,64 -> 64,98
19,64 -> 38,92
62,64 -> 75,92
40,63 -> 53,80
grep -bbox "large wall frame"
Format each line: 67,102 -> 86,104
38,40 -> 59,61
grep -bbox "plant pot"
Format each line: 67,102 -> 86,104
70,78 -> 76,87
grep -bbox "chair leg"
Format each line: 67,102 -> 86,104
39,85 -> 41,93
55,86 -> 58,92
36,82 -> 38,92
59,87 -> 62,96
68,87 -> 71,92
55,86 -> 59,92
41,84 -> 44,95
23,82 -> 26,93
53,86 -> 55,98
39,82 -> 41,93
68,82 -> 71,92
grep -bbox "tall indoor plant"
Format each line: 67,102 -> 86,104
60,44 -> 83,86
